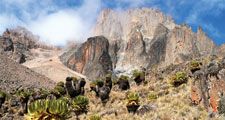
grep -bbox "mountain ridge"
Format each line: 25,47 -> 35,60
61,8 -> 223,79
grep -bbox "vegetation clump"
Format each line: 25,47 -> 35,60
126,92 -> 140,113
0,90 -> 6,108
51,82 -> 66,98
169,72 -> 188,87
89,114 -> 101,120
32,88 -> 50,101
132,69 -> 145,85
189,60 -> 202,73
148,91 -> 158,101
26,99 -> 70,120
16,89 -> 34,114
71,95 -> 89,117
117,75 -> 130,90
94,79 -> 104,87
90,79 -> 104,97
104,73 -> 113,90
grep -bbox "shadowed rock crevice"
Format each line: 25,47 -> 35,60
147,24 -> 169,67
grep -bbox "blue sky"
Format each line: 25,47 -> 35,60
0,0 -> 224,45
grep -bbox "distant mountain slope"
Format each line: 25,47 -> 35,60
0,27 -> 54,63
0,53 -> 55,93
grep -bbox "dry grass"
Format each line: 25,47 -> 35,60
73,77 -> 209,120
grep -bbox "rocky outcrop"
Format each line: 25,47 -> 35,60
191,73 -> 225,112
190,60 -> 225,112
92,8 -> 216,72
147,24 -> 169,67
218,44 -> 225,57
93,8 -> 175,41
209,78 -> 225,112
60,8 -> 218,80
93,8 -> 176,71
60,36 -> 112,79
0,53 -> 55,93
0,27 -> 53,63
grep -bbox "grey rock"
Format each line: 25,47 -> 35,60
60,36 -> 112,79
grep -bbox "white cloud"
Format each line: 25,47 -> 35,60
28,0 -> 102,46
0,0 -> 102,46
0,0 -> 154,46
29,10 -> 85,45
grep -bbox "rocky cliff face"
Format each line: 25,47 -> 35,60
61,8 -> 218,79
92,8 -> 216,71
0,27 -> 53,63
60,36 -> 112,79
218,44 -> 225,57
93,8 -> 176,71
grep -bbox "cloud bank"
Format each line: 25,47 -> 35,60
0,0 -> 102,46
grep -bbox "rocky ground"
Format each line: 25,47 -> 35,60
0,53 -> 55,93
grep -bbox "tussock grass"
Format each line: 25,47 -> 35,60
77,76 -> 208,120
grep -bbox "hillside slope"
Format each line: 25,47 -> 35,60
0,53 -> 55,93
23,48 -> 87,82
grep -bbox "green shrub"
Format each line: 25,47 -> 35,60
112,78 -> 118,85
51,82 -> 66,98
0,90 -> 6,98
89,114 -> 101,120
55,86 -> 66,95
90,79 -> 104,87
71,95 -> 89,116
169,72 -> 188,87
0,90 -> 6,107
38,88 -> 50,99
26,99 -> 70,120
126,92 -> 140,113
56,81 -> 65,87
132,69 -> 145,78
189,60 -> 202,73
132,69 -> 145,85
119,75 -> 129,81
127,92 -> 139,104
16,89 -> 33,102
148,92 -> 158,101
120,75 -> 129,80
105,73 -> 112,79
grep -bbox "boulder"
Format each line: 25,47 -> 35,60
60,36 -> 112,79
